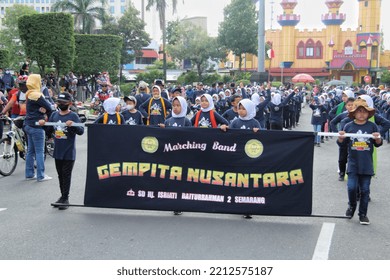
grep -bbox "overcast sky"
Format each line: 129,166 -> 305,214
131,0 -> 390,49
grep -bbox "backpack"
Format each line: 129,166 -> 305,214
103,112 -> 121,124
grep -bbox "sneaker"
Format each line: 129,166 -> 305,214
338,174 -> 345,181
345,206 -> 356,219
359,215 -> 370,225
52,197 -> 65,207
173,211 -> 182,215
26,175 -> 37,180
58,199 -> 69,210
38,175 -> 52,182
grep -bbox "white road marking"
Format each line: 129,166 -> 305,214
0,208 -> 7,212
312,222 -> 335,260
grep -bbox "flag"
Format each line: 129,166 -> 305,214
267,49 -> 275,59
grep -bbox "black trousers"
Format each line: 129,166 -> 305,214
338,146 -> 348,175
55,159 -> 75,198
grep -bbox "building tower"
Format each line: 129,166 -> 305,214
277,0 -> 300,68
357,0 -> 382,69
322,0 -> 346,62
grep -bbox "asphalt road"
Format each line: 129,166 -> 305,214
1,106 -> 389,260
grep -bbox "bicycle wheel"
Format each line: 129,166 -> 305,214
0,138 -> 18,176
45,136 -> 55,158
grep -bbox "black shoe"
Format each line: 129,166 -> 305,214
359,215 -> 370,225
316,143 -> 320,147
321,139 -> 325,143
52,197 -> 65,207
338,175 -> 344,181
58,199 -> 69,210
243,215 -> 252,219
345,206 -> 356,219
173,211 -> 182,215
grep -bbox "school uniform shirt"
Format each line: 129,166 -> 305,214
48,111 -> 84,161
191,110 -> 229,128
122,110 -> 144,125
330,111 -> 348,132
164,117 -> 191,127
310,104 -> 327,125
140,97 -> 172,126
340,113 -> 390,137
229,118 -> 261,130
338,121 -> 382,175
222,108 -> 239,124
94,113 -> 125,125
268,91 -> 295,125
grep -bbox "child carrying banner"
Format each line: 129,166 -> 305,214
40,92 -> 85,210
94,97 -> 125,125
338,99 -> 383,225
139,85 -> 172,126
122,96 -> 143,125
160,96 -> 191,128
191,93 -> 228,129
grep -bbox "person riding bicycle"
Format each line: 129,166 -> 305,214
1,75 -> 29,118
91,82 -> 112,108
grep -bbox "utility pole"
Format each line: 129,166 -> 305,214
257,0 -> 265,72
141,0 -> 145,21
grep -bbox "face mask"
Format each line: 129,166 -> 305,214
126,105 -> 134,110
58,104 -> 69,111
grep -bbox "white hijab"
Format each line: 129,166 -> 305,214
200,94 -> 215,112
103,97 -> 120,115
172,96 -> 187,118
152,85 -> 161,99
271,93 -> 281,105
251,92 -> 261,105
238,99 -> 256,121
358,94 -> 374,109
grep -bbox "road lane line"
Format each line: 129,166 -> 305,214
312,222 -> 335,260
0,208 -> 7,212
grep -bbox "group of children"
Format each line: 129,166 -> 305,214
19,77 -> 387,225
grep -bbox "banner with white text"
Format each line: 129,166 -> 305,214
84,125 -> 314,216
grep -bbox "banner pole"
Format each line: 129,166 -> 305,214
35,122 -> 85,127
316,132 -> 381,139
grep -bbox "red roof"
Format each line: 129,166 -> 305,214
142,49 -> 158,58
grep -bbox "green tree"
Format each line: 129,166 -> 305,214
146,0 -> 180,81
168,23 -> 225,79
380,70 -> 390,84
0,49 -> 10,68
146,60 -> 176,70
73,34 -> 122,79
18,13 -> 75,76
218,0 -> 258,71
166,19 -> 180,45
101,3 -> 150,83
0,5 -> 38,69
136,69 -> 164,85
51,0 -> 107,34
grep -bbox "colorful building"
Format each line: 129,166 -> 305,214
227,0 -> 389,85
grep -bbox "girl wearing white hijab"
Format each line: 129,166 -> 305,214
139,85 -> 172,126
161,96 -> 191,127
94,97 -> 124,125
269,90 -> 295,130
229,99 -> 261,132
191,93 -> 228,129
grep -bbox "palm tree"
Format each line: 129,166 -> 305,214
52,0 -> 107,34
146,0 -> 179,82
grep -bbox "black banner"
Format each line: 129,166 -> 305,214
84,125 -> 314,216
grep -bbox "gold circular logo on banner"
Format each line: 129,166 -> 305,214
141,137 -> 159,153
245,139 -> 264,158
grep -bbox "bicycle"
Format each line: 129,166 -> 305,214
0,116 -> 27,176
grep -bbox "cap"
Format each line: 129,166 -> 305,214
357,89 -> 367,95
138,81 -> 149,89
57,92 -> 72,102
155,79 -> 164,86
124,95 -> 137,104
172,87 -> 182,94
